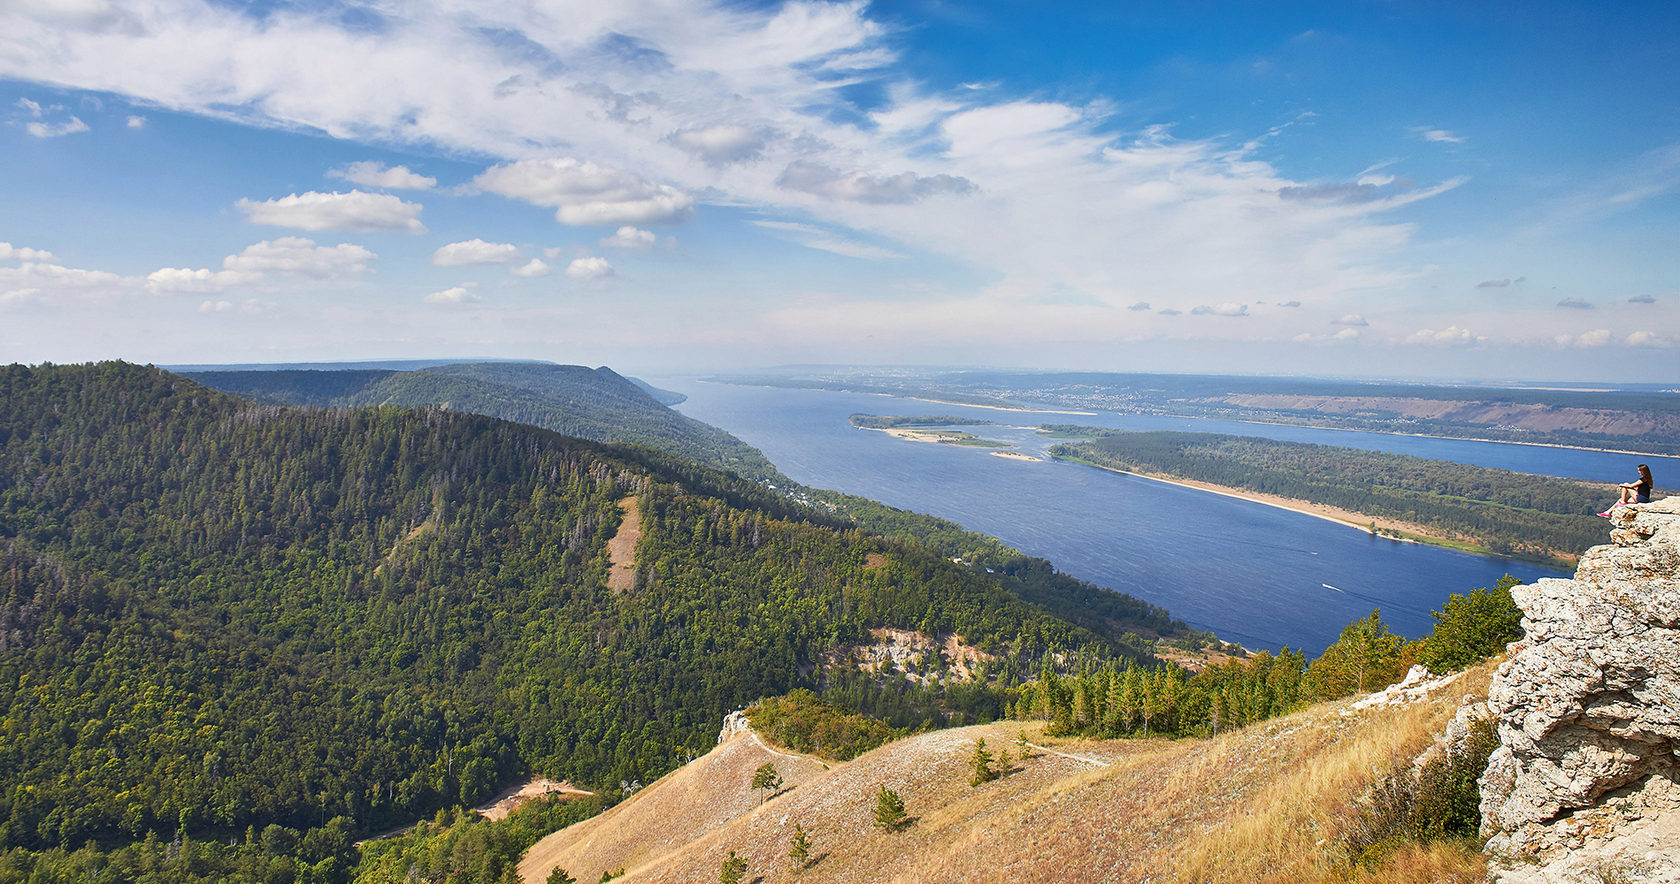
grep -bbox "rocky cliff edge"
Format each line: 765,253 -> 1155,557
1480,496 -> 1680,882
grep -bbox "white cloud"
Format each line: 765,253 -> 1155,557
1333,327 -> 1360,341
149,237 -> 375,292
511,258 -> 550,277
26,116 -> 90,138
1191,303 -> 1249,317
424,284 -> 479,304
1574,329 -> 1613,348
1405,325 -> 1483,347
1626,331 -> 1674,348
473,158 -> 693,226
330,161 -> 436,191
667,124 -> 768,166
199,299 -> 232,312
565,256 -> 613,279
0,261 -> 123,290
1421,128 -> 1465,144
236,190 -> 426,233
776,161 -> 975,204
751,220 -> 905,260
222,237 -> 375,276
0,242 -> 56,262
126,114 -> 145,128
432,238 -> 521,266
148,267 -> 247,293
1332,313 -> 1368,327
0,0 -> 1481,360
599,226 -> 658,249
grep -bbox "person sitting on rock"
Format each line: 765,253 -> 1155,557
1599,463 -> 1653,517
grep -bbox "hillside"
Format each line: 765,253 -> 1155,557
186,362 -> 782,483
521,663 -> 1498,884
0,362 -> 1133,880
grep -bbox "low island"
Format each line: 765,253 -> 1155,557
1050,429 -> 1617,567
849,414 -> 1011,448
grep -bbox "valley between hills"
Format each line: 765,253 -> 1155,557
2,360 -> 1675,884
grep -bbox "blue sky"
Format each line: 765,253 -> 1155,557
1,0 -> 1675,381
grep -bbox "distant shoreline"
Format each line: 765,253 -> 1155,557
1064,458 -> 1576,568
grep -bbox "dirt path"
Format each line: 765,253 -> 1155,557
607,495 -> 640,593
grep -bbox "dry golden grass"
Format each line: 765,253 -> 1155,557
521,661 -> 1499,884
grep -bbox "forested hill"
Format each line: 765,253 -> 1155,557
0,362 -> 1124,876
185,362 -> 779,483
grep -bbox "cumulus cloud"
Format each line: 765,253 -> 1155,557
237,190 -> 426,233
751,220 -> 905,260
565,256 -> 613,279
667,124 -> 769,166
432,238 -> 522,266
599,226 -> 658,249
222,237 -> 376,276
1626,331 -> 1674,347
14,96 -> 89,137
1158,308 -> 1182,316
0,242 -> 56,262
1628,294 -> 1657,304
1559,331 -> 1612,347
199,299 -> 231,312
148,237 -> 375,292
1333,327 -> 1360,341
1556,297 -> 1594,310
511,258 -> 550,278
26,116 -> 90,138
1332,313 -> 1368,326
776,161 -> 976,204
1191,303 -> 1249,317
126,115 -> 145,128
473,158 -> 693,226
147,267 -> 248,293
424,284 -> 479,304
1405,325 -> 1483,347
330,161 -> 437,190
1127,301 -> 1151,311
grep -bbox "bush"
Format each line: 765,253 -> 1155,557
1417,576 -> 1523,672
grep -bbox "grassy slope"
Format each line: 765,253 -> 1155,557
518,662 -> 1497,884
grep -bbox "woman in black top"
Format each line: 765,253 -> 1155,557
1600,463 -> 1653,516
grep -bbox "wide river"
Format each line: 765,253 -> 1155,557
651,380 -> 1652,655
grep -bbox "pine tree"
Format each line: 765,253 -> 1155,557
720,849 -> 748,884
750,762 -> 783,803
547,868 -> 577,884
968,738 -> 997,786
872,786 -> 907,832
788,822 -> 813,870
996,747 -> 1013,777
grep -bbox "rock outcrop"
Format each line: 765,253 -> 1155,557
1480,497 -> 1680,882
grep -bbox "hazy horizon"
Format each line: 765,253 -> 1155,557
2,1 -> 1676,383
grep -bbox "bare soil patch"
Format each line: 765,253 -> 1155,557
476,777 -> 593,822
606,495 -> 641,593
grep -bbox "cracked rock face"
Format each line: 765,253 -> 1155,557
1480,497 -> 1680,878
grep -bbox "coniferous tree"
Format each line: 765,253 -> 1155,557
969,738 -> 997,786
872,787 -> 907,832
720,849 -> 748,884
788,822 -> 813,870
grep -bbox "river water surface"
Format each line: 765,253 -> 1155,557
662,381 -> 1621,655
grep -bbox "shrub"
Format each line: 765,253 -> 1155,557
1418,577 -> 1523,672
